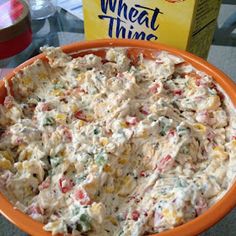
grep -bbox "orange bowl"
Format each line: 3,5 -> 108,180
0,39 -> 236,236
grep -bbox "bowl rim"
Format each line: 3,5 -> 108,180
0,38 -> 236,236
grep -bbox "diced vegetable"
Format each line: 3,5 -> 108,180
139,106 -> 149,115
59,176 -> 74,193
156,155 -> 174,172
74,188 -> 92,206
93,128 -> 99,135
50,156 -> 61,168
173,89 -> 182,96
176,125 -> 190,136
41,103 -> 52,111
38,177 -> 50,191
158,117 -> 171,136
125,116 -> 139,126
74,110 -> 87,121
43,117 -> 55,126
131,210 -> 140,221
77,213 -> 92,232
95,153 -> 107,166
167,129 -> 176,137
149,83 -> 160,94
140,170 -> 147,177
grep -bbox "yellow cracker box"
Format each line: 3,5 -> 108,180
83,0 -> 221,58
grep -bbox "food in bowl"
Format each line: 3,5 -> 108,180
0,46 -> 236,236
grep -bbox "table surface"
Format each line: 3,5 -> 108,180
0,1 -> 236,236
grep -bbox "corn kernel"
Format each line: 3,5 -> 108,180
72,104 -> 78,113
231,140 -> 236,147
52,89 -> 63,96
59,149 -> 66,157
86,114 -> 94,122
22,77 -> 32,86
55,113 -> 67,124
0,158 -> 11,169
213,146 -> 222,152
39,73 -> 47,80
77,73 -> 85,81
123,175 -> 132,184
100,137 -> 109,146
163,208 -> 183,225
75,120 -> 85,129
104,186 -> 115,193
162,208 -> 170,217
212,146 -> 228,160
104,164 -> 112,172
89,203 -> 105,224
120,121 -> 128,128
138,130 -> 149,138
118,176 -> 135,196
162,208 -> 178,220
193,123 -> 206,132
0,151 -> 13,162
106,216 -> 118,226
149,104 -> 157,113
118,158 -> 128,165
84,180 -> 97,190
123,144 -> 131,155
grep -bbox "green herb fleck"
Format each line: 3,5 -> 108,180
180,145 -> 190,155
53,83 -> 65,89
43,117 -> 55,126
177,126 -> 190,136
50,156 -> 61,168
93,128 -> 99,135
77,213 -> 92,232
95,154 -> 107,166
76,174 -> 87,184
72,206 -> 80,216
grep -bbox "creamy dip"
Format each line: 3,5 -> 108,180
0,47 -> 236,236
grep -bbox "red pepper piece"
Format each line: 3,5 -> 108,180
74,110 -> 87,121
132,210 -> 140,221
74,188 -> 92,206
149,83 -> 160,94
173,89 -> 182,96
59,176 -> 74,193
139,106 -> 149,115
126,116 -> 139,126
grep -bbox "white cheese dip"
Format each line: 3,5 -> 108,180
0,47 -> 236,236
